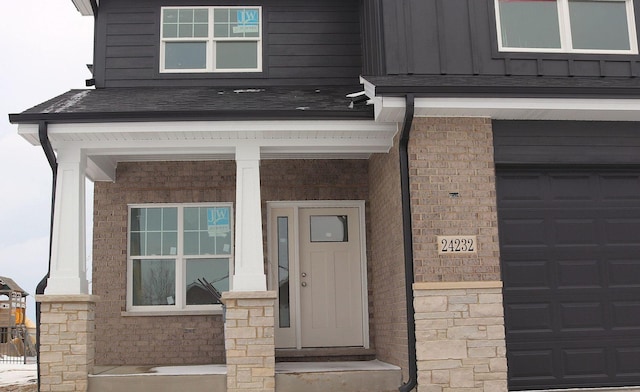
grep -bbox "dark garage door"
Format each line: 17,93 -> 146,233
497,167 -> 640,390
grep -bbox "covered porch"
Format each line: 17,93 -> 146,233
10,86 -> 406,392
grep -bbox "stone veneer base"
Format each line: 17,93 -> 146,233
222,291 -> 277,392
413,282 -> 508,392
36,294 -> 99,392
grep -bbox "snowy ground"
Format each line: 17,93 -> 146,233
0,361 -> 37,387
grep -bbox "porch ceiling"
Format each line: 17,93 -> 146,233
17,119 -> 398,181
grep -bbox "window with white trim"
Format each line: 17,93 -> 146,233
127,204 -> 233,311
160,6 -> 262,72
495,0 -> 638,54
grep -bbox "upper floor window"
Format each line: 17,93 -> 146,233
160,6 -> 262,73
495,0 -> 638,54
128,204 -> 233,312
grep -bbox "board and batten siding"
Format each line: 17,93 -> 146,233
94,0 -> 363,88
368,0 -> 640,78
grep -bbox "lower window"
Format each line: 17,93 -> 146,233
128,204 -> 233,311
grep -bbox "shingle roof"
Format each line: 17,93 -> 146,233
10,86 -> 372,124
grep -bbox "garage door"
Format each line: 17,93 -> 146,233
497,167 -> 640,390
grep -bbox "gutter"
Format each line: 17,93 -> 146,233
36,121 -> 57,392
8,109 -> 374,125
90,0 -> 98,15
398,94 -> 417,392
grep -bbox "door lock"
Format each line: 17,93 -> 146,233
301,273 -> 307,277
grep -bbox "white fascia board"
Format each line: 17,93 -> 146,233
71,0 -> 95,16
44,119 -> 392,135
373,97 -> 640,122
17,120 -> 395,144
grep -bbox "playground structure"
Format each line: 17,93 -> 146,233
0,276 -> 36,364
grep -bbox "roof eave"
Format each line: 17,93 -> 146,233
71,0 -> 97,16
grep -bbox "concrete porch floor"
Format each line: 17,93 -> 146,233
89,360 -> 402,392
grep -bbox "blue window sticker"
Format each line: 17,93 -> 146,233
234,9 -> 259,34
207,207 -> 231,237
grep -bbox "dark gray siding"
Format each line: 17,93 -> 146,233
493,121 -> 640,165
360,0 -> 385,75
370,0 -> 640,78
95,0 -> 363,88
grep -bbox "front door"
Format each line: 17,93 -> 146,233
269,202 -> 367,349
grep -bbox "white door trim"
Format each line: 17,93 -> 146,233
267,200 -> 369,349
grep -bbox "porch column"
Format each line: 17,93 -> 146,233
232,145 -> 267,291
46,147 -> 89,295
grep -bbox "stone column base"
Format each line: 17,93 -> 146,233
222,291 -> 277,392
413,282 -> 508,392
36,294 -> 98,392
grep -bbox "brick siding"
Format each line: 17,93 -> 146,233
408,118 -> 507,392
93,161 -> 235,366
93,159 -> 372,365
369,135 -> 409,377
409,117 -> 501,282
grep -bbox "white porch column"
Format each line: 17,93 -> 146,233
46,147 -> 89,295
232,145 -> 267,291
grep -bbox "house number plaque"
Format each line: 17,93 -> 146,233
437,236 -> 477,254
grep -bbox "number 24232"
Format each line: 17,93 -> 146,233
439,237 -> 475,253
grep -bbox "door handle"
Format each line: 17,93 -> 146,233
301,273 -> 307,277
301,282 -> 307,287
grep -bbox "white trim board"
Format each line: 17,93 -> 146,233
16,120 -> 398,181
359,76 -> 640,122
370,95 -> 640,123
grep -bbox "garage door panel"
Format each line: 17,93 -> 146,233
498,167 -> 640,389
503,260 -> 551,290
609,260 -> 640,287
603,218 -> 640,244
611,301 -> 640,329
507,349 -> 556,382
616,347 -> 640,376
506,303 -> 554,333
555,219 -> 599,246
549,174 -> 595,201
500,218 -> 547,247
600,175 -> 640,200
560,302 -> 605,332
563,348 -> 608,378
556,260 -> 602,289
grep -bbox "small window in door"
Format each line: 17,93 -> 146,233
310,215 -> 348,242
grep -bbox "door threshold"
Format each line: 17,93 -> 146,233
275,347 -> 376,362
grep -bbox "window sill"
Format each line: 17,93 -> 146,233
121,309 -> 223,317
